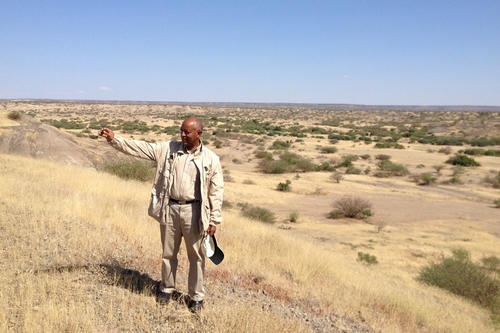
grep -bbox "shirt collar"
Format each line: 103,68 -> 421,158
180,140 -> 203,156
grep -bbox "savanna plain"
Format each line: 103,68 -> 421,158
0,101 -> 499,332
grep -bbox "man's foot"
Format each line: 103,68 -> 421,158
156,290 -> 183,305
188,299 -> 204,313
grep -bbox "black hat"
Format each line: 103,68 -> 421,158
202,235 -> 224,265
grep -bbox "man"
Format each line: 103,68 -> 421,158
100,117 -> 223,313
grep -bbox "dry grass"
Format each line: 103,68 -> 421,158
1,153 -> 499,332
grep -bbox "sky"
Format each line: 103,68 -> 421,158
1,1 -> 499,105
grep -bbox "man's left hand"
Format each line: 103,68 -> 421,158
207,225 -> 216,236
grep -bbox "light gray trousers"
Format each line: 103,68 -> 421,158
160,202 -> 205,301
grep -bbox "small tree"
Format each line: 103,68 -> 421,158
276,180 -> 291,192
433,165 -> 444,175
330,172 -> 343,183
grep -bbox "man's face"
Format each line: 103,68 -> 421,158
180,120 -> 201,150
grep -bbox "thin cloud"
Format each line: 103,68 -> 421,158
98,86 -> 110,91
343,74 -> 351,79
77,90 -> 86,94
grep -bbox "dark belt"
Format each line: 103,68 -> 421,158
169,198 -> 200,205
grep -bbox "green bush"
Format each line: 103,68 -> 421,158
415,172 -> 437,185
276,180 -> 291,192
315,162 -> 335,171
240,203 -> 276,223
258,151 -> 316,174
375,142 -> 404,149
270,140 -> 291,150
254,150 -> 273,160
418,249 -> 500,323
102,160 -> 156,182
375,154 -> 391,161
494,199 -> 500,208
345,165 -> 362,175
357,252 -> 378,265
289,212 -> 299,223
360,154 -> 370,160
446,154 -> 480,167
320,146 -> 338,154
45,119 -> 86,130
336,158 -> 352,168
7,111 -> 21,120
376,160 -> 409,177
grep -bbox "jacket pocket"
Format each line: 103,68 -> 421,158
148,189 -> 163,222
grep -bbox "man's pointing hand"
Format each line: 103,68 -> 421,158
99,128 -> 114,142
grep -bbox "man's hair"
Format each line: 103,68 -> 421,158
193,118 -> 203,133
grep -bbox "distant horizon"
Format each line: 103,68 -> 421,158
3,98 -> 500,112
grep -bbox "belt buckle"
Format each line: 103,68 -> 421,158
178,200 -> 187,205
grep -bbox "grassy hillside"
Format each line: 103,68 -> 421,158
0,153 -> 497,332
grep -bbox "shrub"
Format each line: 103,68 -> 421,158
316,162 -> 335,171
214,140 -> 223,149
376,160 -> 409,177
254,150 -> 273,160
270,140 -> 291,150
46,119 -> 86,130
375,142 -> 404,149
330,172 -> 343,183
102,160 -> 155,182
360,154 -> 370,160
452,166 -> 465,176
494,199 -> 500,208
222,201 -> 233,209
336,158 -> 352,168
345,165 -> 362,175
438,147 -> 453,155
289,212 -> 299,223
446,154 -> 480,167
232,158 -> 242,164
418,249 -> 500,322
357,252 -> 378,265
320,146 -> 338,154
343,154 -> 359,161
446,175 -> 463,185
7,111 -> 21,120
276,180 -> 291,192
327,209 -> 343,219
482,256 -> 500,271
240,203 -> 276,223
258,151 -> 316,174
414,172 -> 437,185
483,171 -> 500,189
330,196 -> 373,219
433,165 -> 444,174
375,154 -> 391,161
469,137 -> 500,147
243,179 -> 256,185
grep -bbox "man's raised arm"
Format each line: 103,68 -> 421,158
99,127 -> 159,161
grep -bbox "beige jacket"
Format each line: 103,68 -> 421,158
109,136 -> 223,231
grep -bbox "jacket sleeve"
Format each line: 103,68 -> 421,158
109,135 -> 160,162
208,157 -> 224,226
